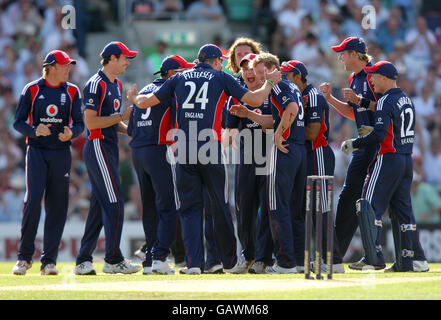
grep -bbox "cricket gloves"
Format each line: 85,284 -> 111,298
341,139 -> 358,155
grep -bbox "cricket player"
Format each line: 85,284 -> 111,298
319,37 -> 380,268
224,52 -> 274,274
12,50 -> 84,275
127,44 -> 281,274
341,61 -> 429,272
281,60 -> 345,273
74,42 -> 141,275
127,55 -> 195,275
230,53 -> 306,274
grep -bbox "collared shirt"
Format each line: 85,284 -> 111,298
14,77 -> 84,149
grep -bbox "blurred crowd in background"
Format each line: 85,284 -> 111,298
0,0 -> 440,225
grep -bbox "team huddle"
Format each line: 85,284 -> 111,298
11,36 -> 430,276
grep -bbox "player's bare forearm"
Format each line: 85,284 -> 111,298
276,102 -> 298,136
326,95 -> 355,121
84,109 -> 124,130
241,81 -> 272,107
134,93 -> 160,109
247,112 -> 274,129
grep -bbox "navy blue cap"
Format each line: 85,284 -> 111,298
197,44 -> 229,62
281,60 -> 308,78
100,41 -> 138,59
153,55 -> 195,75
364,61 -> 398,80
332,37 -> 366,54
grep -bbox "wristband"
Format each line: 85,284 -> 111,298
266,79 -> 275,87
360,97 -> 370,109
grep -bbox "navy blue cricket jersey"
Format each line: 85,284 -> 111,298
353,88 -> 415,155
303,84 -> 330,151
347,62 -> 379,129
128,78 -> 176,147
154,62 -> 249,145
83,70 -> 123,144
270,79 -> 305,145
14,78 -> 84,149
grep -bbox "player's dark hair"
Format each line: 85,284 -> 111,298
200,57 -> 218,65
101,54 -> 121,66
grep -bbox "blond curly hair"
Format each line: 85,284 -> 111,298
226,37 -> 263,74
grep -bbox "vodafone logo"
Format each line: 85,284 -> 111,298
114,99 -> 121,111
46,104 -> 59,117
253,108 -> 262,115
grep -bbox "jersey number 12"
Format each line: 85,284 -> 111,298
400,108 -> 414,138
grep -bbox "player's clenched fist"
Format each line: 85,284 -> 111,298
319,82 -> 331,99
342,88 -> 361,105
127,84 -> 138,104
358,125 -> 374,137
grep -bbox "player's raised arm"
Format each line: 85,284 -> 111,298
241,69 -> 281,107
127,83 -> 161,109
319,82 -> 355,121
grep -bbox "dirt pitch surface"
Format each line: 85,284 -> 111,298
2,275 -> 440,292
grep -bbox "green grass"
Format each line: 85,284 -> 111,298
1,262 -> 441,300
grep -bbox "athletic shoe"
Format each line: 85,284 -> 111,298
384,260 -> 429,273
248,261 -> 266,274
134,243 -> 147,261
224,255 -> 252,274
296,265 -> 305,273
103,259 -> 142,274
265,264 -> 297,274
134,249 -> 145,261
179,267 -> 201,275
143,266 -> 152,275
413,260 -> 429,272
384,263 -> 412,273
348,258 -> 385,271
12,260 -> 32,275
204,264 -> 224,274
41,263 -> 58,275
174,261 -> 186,268
74,261 -> 97,275
152,260 -> 175,275
311,261 -> 345,274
